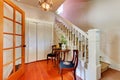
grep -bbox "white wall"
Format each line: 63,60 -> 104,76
87,0 -> 120,70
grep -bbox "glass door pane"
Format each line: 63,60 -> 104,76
15,36 -> 21,46
16,11 -> 22,23
4,2 -> 13,19
4,18 -> 13,33
3,49 -> 13,65
15,48 -> 22,71
3,63 -> 13,80
3,49 -> 13,79
16,23 -> 22,35
3,35 -> 13,48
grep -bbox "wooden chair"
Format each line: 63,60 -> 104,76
59,50 -> 78,80
47,45 -> 57,63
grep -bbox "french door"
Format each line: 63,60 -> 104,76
0,0 -> 25,80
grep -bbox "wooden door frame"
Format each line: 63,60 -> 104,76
0,0 -> 25,80
0,0 -> 3,79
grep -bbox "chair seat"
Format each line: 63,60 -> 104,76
47,53 -> 56,57
60,61 -> 74,68
59,50 -> 78,80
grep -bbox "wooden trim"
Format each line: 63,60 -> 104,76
14,34 -> 22,36
3,32 -> 22,36
4,16 -> 22,25
4,16 -> 13,21
16,21 -> 22,25
15,46 -> 22,48
0,0 -> 3,79
3,32 -> 13,35
3,61 -> 13,67
13,8 -> 16,73
3,57 -> 21,67
36,59 -> 47,62
26,59 -> 48,65
21,12 -> 25,67
15,57 -> 21,61
3,46 -> 22,50
3,47 -> 13,50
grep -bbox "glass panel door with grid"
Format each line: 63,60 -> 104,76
2,0 -> 25,80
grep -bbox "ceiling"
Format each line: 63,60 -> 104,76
16,0 -> 65,11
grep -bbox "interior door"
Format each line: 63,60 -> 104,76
25,20 -> 53,62
37,23 -> 53,60
37,23 -> 45,60
28,22 -> 37,62
1,0 -> 25,80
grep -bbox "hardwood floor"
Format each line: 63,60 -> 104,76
100,68 -> 120,80
19,60 -> 81,80
19,60 -> 120,80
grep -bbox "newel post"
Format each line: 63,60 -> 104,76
86,29 -> 101,80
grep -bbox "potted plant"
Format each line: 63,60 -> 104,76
60,35 -> 67,50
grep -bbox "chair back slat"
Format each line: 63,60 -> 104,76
72,50 -> 78,69
52,45 -> 56,53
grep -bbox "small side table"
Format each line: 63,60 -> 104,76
54,49 -> 70,61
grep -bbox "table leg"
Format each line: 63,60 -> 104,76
63,52 -> 65,61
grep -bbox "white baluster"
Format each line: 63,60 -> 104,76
81,35 -> 84,60
84,37 -> 87,62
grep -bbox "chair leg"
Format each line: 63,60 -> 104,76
60,69 -> 63,80
74,70 -> 76,80
54,57 -> 56,65
53,57 -> 56,67
52,57 -> 53,62
47,56 -> 48,64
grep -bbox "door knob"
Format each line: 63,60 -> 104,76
23,45 -> 26,47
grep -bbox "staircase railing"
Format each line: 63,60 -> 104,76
54,14 -> 88,66
54,13 -> 101,80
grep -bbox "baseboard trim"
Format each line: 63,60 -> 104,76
110,64 -> 120,71
25,59 -> 47,64
101,57 -> 120,71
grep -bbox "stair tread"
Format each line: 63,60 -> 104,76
101,62 -> 109,68
100,61 -> 110,73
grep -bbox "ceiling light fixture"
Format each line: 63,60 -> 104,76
39,0 -> 53,11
